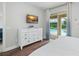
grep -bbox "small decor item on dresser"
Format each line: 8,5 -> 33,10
26,14 -> 38,23
28,25 -> 34,28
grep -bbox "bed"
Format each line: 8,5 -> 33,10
29,36 -> 79,56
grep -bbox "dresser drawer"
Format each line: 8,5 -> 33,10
18,28 -> 43,50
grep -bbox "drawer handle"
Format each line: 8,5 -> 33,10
25,38 -> 27,39
28,40 -> 30,42
25,34 -> 27,35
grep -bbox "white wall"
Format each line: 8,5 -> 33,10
71,2 -> 79,37
4,2 -> 46,50
0,3 -> 4,27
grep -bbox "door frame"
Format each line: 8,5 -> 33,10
50,11 -> 67,37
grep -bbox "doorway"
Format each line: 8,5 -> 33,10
50,13 -> 67,37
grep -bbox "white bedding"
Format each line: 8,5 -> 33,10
29,36 -> 79,56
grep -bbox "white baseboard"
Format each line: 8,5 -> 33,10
0,49 -> 2,53
3,45 -> 19,52
0,45 -> 2,53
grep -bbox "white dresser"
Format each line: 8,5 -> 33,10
18,28 -> 43,50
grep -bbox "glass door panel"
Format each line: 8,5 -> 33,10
61,17 -> 67,36
50,13 -> 67,37
50,18 -> 58,36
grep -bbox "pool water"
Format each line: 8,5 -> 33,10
50,29 -> 67,36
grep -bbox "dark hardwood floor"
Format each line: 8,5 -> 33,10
0,39 -> 49,56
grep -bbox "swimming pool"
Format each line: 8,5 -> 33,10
50,29 -> 67,36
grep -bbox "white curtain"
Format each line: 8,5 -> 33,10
67,2 -> 72,36
46,10 -> 50,39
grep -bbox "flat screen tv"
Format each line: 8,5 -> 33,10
26,15 -> 38,23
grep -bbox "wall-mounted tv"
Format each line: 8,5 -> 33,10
26,15 -> 38,23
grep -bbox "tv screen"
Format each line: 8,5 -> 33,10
26,15 -> 38,23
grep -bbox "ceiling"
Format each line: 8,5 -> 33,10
27,2 -> 66,10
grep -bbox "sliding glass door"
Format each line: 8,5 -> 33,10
61,16 -> 67,36
50,13 -> 67,36
50,17 -> 58,36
